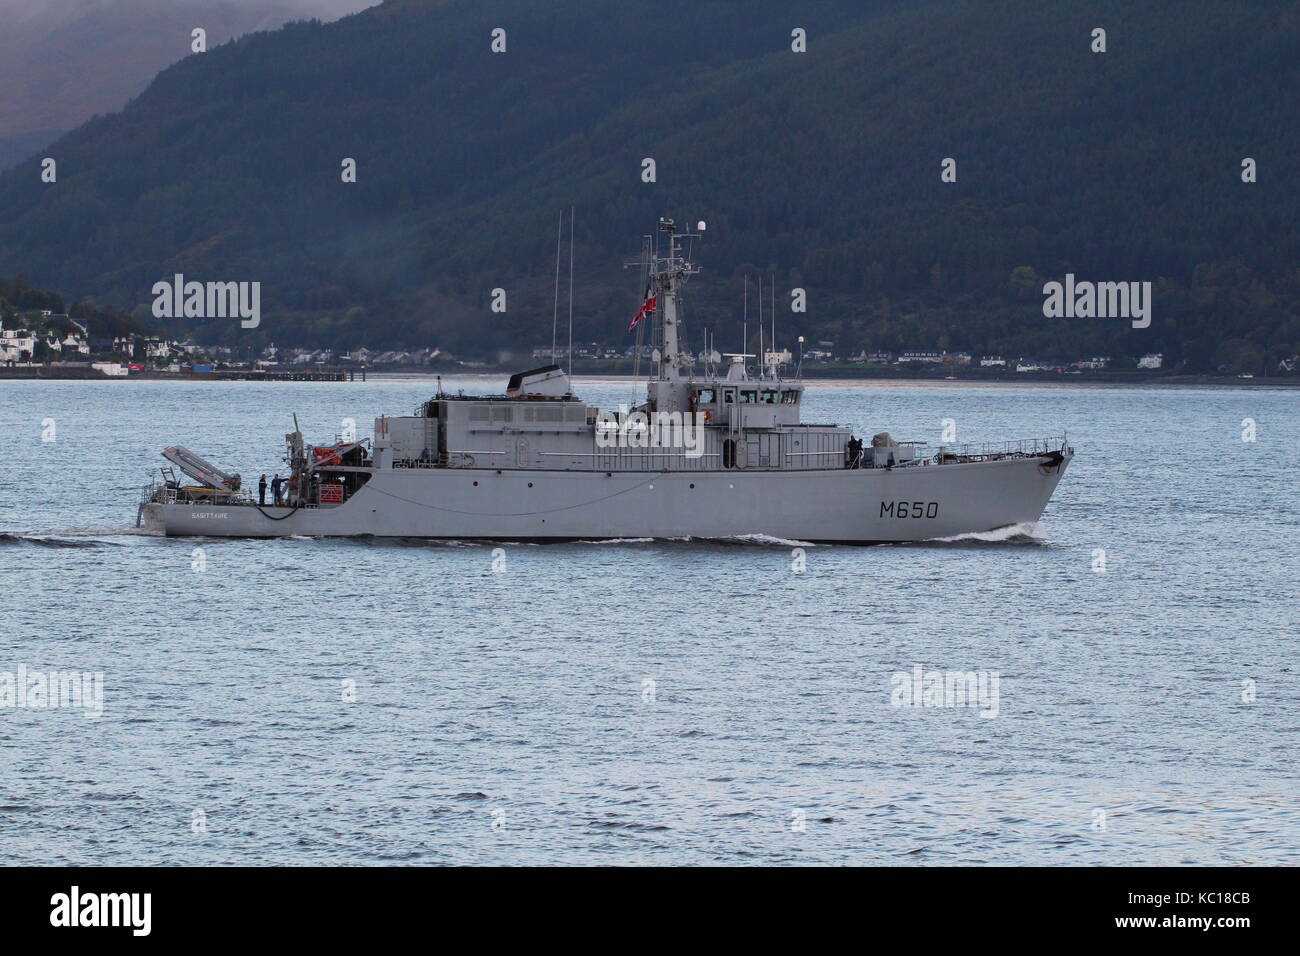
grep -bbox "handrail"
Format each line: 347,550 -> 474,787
931,435 -> 1066,460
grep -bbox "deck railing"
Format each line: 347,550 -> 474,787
923,435 -> 1068,463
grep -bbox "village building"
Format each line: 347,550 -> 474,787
898,349 -> 944,364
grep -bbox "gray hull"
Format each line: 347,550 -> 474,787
141,453 -> 1070,543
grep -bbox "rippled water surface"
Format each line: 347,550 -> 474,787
2,375 -> 1297,865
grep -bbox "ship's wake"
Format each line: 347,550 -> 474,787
67,526 -> 1047,549
574,537 -> 656,545
713,533 -> 818,548
0,527 -> 147,547
920,522 -> 1048,546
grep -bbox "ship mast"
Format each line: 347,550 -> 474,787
624,218 -> 704,414
650,218 -> 700,381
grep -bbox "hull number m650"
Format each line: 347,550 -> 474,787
881,501 -> 939,519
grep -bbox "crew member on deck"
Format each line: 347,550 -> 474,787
271,474 -> 283,506
846,436 -> 863,469
258,474 -> 268,506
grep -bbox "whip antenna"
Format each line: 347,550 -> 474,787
567,205 -> 575,378
551,210 -> 563,363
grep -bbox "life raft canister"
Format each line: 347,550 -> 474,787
313,445 -> 342,466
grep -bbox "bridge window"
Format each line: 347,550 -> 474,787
781,390 -> 800,404
695,388 -> 716,404
739,390 -> 756,404
722,387 -> 736,404
760,390 -> 778,404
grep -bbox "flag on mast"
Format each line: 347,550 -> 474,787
627,285 -> 656,333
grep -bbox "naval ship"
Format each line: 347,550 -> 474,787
138,219 -> 1073,542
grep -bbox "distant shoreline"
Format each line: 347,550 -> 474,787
1,365 -> 1295,387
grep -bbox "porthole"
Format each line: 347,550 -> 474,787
472,481 -> 478,486
527,482 -> 534,488
689,483 -> 695,489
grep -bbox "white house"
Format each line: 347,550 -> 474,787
763,348 -> 793,368
1075,356 -> 1111,370
1137,353 -> 1163,370
61,333 -> 90,355
898,350 -> 944,364
143,337 -> 174,360
979,355 -> 1007,367
0,323 -> 37,362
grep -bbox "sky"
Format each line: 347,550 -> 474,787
0,0 -> 380,144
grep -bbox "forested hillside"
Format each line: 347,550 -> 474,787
0,0 -> 1296,371
0,273 -> 158,339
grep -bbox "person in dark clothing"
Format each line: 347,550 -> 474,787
271,474 -> 283,506
846,436 -> 863,469
258,474 -> 268,506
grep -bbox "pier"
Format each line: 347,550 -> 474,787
204,367 -> 364,382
